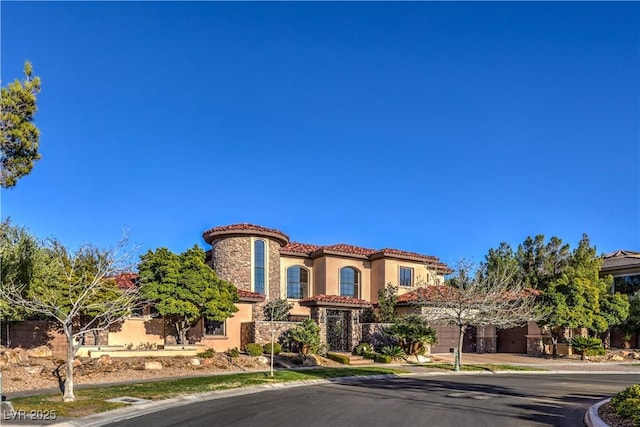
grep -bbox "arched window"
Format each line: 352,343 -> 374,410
340,267 -> 360,298
287,266 -> 309,299
254,240 -> 265,294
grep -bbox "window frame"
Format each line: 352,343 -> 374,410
203,319 -> 226,337
399,267 -> 414,287
252,238 -> 267,295
340,267 -> 360,298
286,265 -> 310,299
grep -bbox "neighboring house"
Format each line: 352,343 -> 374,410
600,250 -> 640,348
601,250 -> 640,295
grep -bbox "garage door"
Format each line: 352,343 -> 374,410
430,324 -> 476,353
497,326 -> 527,353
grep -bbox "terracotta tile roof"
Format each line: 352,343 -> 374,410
371,248 -> 437,261
204,223 -> 450,271
237,289 -> 266,302
203,223 -> 289,246
321,244 -> 377,256
281,242 -> 451,273
298,294 -> 372,307
281,242 -> 323,254
396,286 -> 456,303
396,286 -> 541,304
111,273 -> 139,290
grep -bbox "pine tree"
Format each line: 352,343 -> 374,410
1,61 -> 42,188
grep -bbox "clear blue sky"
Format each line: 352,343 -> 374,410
1,2 -> 639,267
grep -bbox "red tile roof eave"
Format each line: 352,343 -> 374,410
237,289 -> 266,303
298,294 -> 372,308
203,223 -> 290,246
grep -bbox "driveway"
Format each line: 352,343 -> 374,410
103,373 -> 640,427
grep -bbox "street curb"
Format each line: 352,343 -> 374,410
47,374 -> 398,427
584,398 -> 610,427
3,370 -> 637,426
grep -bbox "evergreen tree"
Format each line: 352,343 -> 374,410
139,245 -> 238,345
1,61 -> 42,188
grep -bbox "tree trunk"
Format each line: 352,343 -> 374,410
63,326 -> 75,402
455,325 -> 466,372
551,335 -> 558,357
92,329 -> 101,346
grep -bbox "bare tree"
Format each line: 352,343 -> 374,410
414,260 -> 543,371
0,235 -> 141,402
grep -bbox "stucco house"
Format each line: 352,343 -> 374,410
197,223 -> 452,353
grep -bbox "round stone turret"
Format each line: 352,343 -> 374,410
202,223 -> 289,301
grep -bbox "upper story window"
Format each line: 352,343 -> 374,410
399,267 -> 413,287
287,266 -> 309,299
340,267 -> 360,298
254,239 -> 265,294
613,275 -> 640,295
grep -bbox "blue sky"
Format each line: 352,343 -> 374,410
1,2 -> 639,267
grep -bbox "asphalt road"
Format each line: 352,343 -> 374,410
105,374 -> 640,427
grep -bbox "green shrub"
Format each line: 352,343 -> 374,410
245,343 -> 263,357
326,352 -> 351,364
375,354 -> 392,364
611,384 -> 640,425
585,347 -> 606,356
569,336 -> 603,360
384,314 -> 437,356
363,351 -> 376,360
227,347 -> 240,358
354,343 -> 372,356
615,398 -> 640,422
263,342 -> 282,355
290,319 -> 321,355
381,345 -> 405,358
612,384 -> 640,407
196,348 -> 216,358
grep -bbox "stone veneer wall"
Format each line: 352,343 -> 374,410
250,321 -> 300,348
211,236 -> 282,300
267,239 -> 281,300
211,237 -> 252,291
309,307 -> 327,348
349,313 -> 362,351
527,335 -> 552,356
476,325 -> 497,353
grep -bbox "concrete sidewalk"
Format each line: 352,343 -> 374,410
428,352 -> 640,371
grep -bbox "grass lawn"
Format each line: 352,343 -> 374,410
10,367 -> 403,418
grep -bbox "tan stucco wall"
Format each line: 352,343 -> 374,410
108,317 -> 165,346
289,300 -> 311,317
280,256 -> 314,299
195,303 -> 253,352
321,256 -> 372,300
370,259 -> 445,303
313,257 -> 327,295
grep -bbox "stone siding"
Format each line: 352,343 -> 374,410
267,239 -> 281,300
527,335 -> 552,356
243,321 -> 300,349
211,237 -> 252,291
